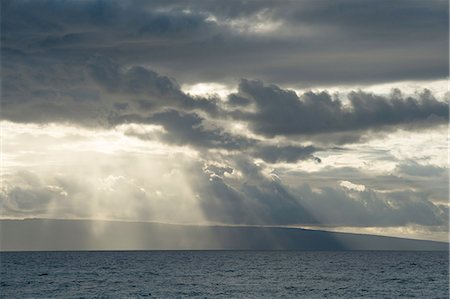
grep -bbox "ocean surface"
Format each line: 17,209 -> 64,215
1,251 -> 448,298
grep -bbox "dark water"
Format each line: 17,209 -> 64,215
1,251 -> 448,298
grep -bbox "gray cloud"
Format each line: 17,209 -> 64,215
123,109 -> 319,164
1,58 -> 107,126
2,53 -> 447,163
252,145 -> 316,163
2,0 -> 447,86
145,109 -> 247,150
2,39 -> 448,168
2,0 -> 447,147
87,56 -> 219,116
1,55 -> 219,126
230,80 -> 448,137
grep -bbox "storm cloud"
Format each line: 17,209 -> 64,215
2,0 -> 448,86
230,79 -> 448,137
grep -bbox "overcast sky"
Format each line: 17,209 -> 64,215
1,0 -> 449,242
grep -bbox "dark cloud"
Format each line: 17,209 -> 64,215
253,145 -> 316,163
2,0 -> 447,144
1,0 -> 448,212
2,50 -> 447,163
283,0 -> 448,38
2,0 -> 447,86
1,55 -> 219,126
123,109 -> 319,164
87,55 -> 220,115
227,94 -> 251,107
148,109 -> 247,150
122,109 -> 250,151
2,47 -> 447,164
230,80 -> 448,137
1,57 -> 108,126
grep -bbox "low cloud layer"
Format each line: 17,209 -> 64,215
1,157 -> 447,228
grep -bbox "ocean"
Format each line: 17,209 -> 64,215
1,251 -> 448,298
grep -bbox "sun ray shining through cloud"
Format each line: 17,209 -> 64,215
1,0 -> 448,249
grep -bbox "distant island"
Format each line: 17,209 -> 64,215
1,219 -> 447,251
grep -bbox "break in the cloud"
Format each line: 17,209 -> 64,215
1,121 -> 448,235
3,56 -> 448,138
1,0 -> 448,242
2,138 -> 447,229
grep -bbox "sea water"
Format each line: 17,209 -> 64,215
1,251 -> 448,298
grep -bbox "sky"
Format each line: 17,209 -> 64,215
1,0 -> 449,242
